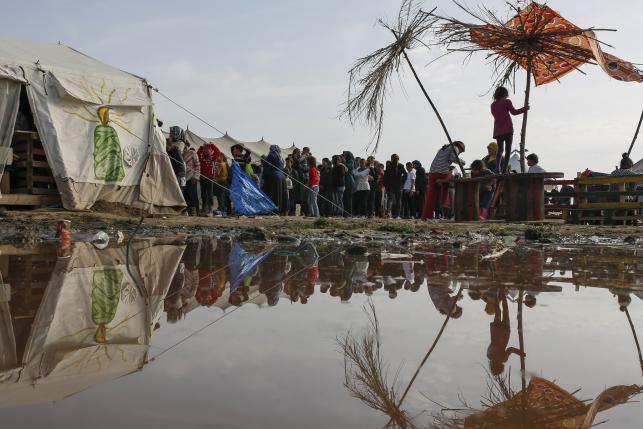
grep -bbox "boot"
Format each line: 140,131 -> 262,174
479,207 -> 489,220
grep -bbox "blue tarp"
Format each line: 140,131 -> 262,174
228,243 -> 273,291
229,161 -> 278,216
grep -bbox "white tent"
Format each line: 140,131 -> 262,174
0,241 -> 184,408
633,157 -> 643,173
183,129 -> 297,162
0,37 -> 185,211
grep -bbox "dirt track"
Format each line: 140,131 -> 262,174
0,209 -> 640,245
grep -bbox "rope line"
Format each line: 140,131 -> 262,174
151,88 -> 353,217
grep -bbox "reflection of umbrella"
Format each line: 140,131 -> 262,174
459,377 -> 641,429
431,2 -> 642,171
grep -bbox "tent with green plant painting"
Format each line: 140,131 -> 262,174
0,37 -> 185,211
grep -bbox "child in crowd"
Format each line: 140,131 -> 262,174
491,86 -> 528,173
470,159 -> 494,220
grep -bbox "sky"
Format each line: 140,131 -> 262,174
3,0 -> 642,176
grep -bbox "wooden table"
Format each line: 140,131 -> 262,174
451,172 -> 564,222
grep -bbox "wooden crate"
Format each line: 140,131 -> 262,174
569,175 -> 643,225
11,130 -> 58,195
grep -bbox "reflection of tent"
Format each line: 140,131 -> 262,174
0,37 -> 184,211
183,129 -> 297,162
0,241 -> 184,408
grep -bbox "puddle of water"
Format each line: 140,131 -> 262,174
0,239 -> 641,428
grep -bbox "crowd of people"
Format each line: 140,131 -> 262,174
163,85 -> 638,220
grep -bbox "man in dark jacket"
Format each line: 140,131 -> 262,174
412,160 -> 427,219
384,154 -> 406,218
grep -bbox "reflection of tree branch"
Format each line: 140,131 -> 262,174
624,308 -> 643,376
337,300 -> 414,428
517,290 -> 526,393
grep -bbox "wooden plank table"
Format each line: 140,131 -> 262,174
450,172 -> 564,222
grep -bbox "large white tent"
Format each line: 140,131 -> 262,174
0,37 -> 185,211
183,129 -> 297,161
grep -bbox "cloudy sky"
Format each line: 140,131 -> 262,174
4,0 -> 642,176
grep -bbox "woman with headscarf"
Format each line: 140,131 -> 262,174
482,142 -> 499,173
261,145 -> 288,215
342,151 -> 356,216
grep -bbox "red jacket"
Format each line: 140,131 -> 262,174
197,143 -> 221,179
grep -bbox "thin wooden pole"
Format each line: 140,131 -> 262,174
518,56 -> 533,173
517,290 -> 527,393
399,46 -> 466,176
627,109 -> 643,157
624,308 -> 643,376
384,286 -> 464,427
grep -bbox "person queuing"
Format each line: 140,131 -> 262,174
402,162 -> 416,219
307,156 -> 320,217
353,158 -> 371,217
261,145 -> 289,215
182,141 -> 200,216
197,140 -> 220,217
422,141 -> 465,220
412,160 -> 426,219
384,154 -> 406,219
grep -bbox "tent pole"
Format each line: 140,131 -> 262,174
399,46 -> 466,176
518,55 -> 533,173
627,109 -> 643,157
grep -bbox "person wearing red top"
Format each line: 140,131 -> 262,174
490,86 -> 528,173
197,142 -> 221,216
307,156 -> 320,217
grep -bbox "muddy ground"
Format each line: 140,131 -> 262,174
0,209 -> 640,246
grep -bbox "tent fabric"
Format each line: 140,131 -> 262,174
0,241 -> 184,408
0,77 -> 20,175
183,129 -> 297,163
0,37 -> 184,211
633,158 -> 643,173
229,160 -> 278,215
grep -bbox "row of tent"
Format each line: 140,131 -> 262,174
0,37 -> 298,213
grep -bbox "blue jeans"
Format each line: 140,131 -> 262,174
332,186 -> 345,216
308,185 -> 320,217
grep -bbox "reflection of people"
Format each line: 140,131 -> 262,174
487,288 -> 523,375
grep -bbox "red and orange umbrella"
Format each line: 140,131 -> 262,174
431,2 -> 642,170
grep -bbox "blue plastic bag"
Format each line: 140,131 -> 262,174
229,161 -> 277,215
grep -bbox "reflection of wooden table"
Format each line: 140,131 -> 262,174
451,172 -> 564,222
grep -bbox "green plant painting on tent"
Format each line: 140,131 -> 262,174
92,267 -> 124,343
94,106 -> 125,182
62,79 -> 135,183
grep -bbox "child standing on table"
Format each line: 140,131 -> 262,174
491,86 -> 528,173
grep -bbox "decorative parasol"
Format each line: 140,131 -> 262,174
429,1 -> 643,171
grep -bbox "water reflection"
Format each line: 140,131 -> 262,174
0,238 -> 641,427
